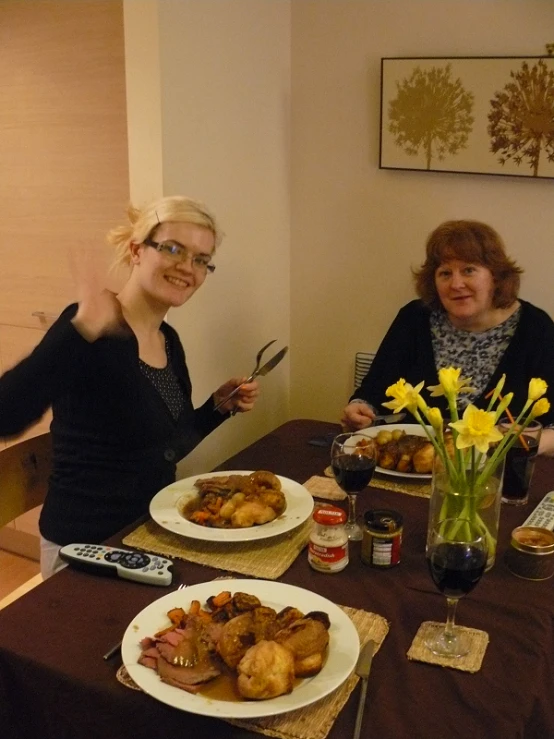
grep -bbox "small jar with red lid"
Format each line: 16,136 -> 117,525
308,505 -> 349,573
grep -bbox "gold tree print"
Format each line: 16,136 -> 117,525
388,64 -> 474,169
488,59 -> 554,177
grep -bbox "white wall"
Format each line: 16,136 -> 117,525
124,0 -> 554,472
124,0 -> 291,475
291,0 -> 554,423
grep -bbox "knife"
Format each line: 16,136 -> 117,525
372,412 -> 406,424
353,639 -> 376,739
214,346 -> 289,412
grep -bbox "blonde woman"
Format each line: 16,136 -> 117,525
0,196 -> 259,578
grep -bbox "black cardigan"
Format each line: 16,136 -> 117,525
0,305 -> 227,545
351,299 -> 554,426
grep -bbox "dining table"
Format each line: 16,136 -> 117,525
1,418 -> 554,739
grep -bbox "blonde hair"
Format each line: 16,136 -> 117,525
107,195 -> 223,271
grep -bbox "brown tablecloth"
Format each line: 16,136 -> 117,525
1,419 -> 554,739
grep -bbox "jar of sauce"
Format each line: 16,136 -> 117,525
308,505 -> 348,573
361,509 -> 403,567
504,526 -> 554,580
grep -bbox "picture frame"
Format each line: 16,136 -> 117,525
380,56 -> 554,180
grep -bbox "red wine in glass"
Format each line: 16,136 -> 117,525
331,455 -> 376,493
428,543 -> 487,598
331,433 -> 377,541
425,519 -> 487,658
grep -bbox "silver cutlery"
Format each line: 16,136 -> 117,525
353,639 -> 376,739
372,412 -> 406,424
214,342 -> 289,413
103,583 -> 186,661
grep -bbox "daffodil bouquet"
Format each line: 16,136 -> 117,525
382,368 -> 550,561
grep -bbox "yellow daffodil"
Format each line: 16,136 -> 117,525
530,397 -> 551,419
383,378 -> 424,414
449,404 -> 503,454
528,378 -> 548,402
427,367 -> 475,399
426,407 -> 444,431
383,366 -> 551,567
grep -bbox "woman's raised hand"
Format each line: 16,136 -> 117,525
69,248 -> 129,342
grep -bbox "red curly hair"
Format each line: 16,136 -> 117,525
413,220 -> 523,311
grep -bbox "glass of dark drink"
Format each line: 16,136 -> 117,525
499,418 -> 542,506
426,518 -> 488,658
330,432 -> 377,541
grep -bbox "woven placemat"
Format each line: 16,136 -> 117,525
122,519 -> 312,581
116,604 -> 389,739
304,476 -> 346,501
407,621 -> 489,672
322,468 -> 431,498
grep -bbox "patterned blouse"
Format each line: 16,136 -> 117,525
139,338 -> 185,420
430,306 -> 521,409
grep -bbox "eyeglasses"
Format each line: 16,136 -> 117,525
143,238 -> 216,274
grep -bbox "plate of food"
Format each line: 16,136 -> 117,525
121,579 -> 360,719
149,470 -> 314,542
359,424 -> 435,479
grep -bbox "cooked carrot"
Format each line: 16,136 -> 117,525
167,607 -> 186,625
190,510 -> 212,524
188,600 -> 201,616
211,591 -> 232,608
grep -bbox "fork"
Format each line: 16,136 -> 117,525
214,339 -> 276,413
102,583 -> 187,661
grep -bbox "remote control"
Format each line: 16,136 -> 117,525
59,544 -> 174,586
521,492 -> 554,530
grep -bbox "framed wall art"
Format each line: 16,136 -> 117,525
380,56 -> 554,180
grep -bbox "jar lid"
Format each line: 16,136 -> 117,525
511,526 -> 554,554
313,505 -> 347,525
364,509 -> 403,532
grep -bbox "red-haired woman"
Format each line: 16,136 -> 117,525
342,220 -> 554,454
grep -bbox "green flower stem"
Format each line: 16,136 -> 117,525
414,409 -> 459,482
445,395 -> 466,485
476,407 -> 535,487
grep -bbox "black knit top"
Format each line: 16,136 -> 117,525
0,304 -> 227,545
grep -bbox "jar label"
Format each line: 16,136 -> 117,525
361,531 -> 402,567
308,542 -> 348,572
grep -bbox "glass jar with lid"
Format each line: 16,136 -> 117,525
308,505 -> 349,573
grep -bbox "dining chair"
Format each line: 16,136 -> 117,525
354,351 -> 375,392
0,432 -> 52,609
0,432 -> 52,529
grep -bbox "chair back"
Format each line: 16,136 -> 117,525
0,433 -> 52,529
354,352 -> 375,392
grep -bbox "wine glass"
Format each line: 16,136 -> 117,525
426,518 -> 488,658
330,432 -> 377,541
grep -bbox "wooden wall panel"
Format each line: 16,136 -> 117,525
0,0 -> 129,330
0,0 -> 129,447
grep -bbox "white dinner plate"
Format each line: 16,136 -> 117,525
149,471 -> 314,542
121,578 -> 360,719
359,424 -> 434,480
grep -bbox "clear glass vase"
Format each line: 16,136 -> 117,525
426,455 -> 505,571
